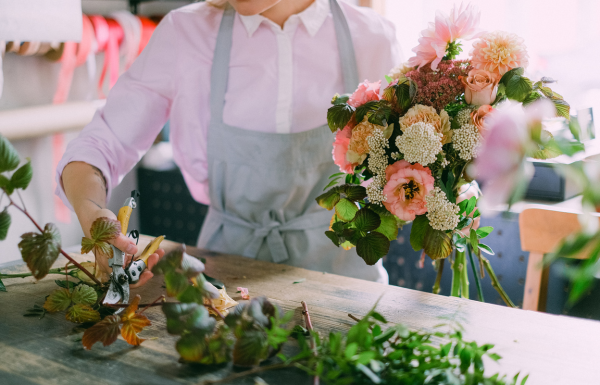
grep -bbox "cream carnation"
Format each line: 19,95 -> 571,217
395,122 -> 443,166
399,104 -> 452,144
471,31 -> 529,75
425,187 -> 460,231
346,118 -> 392,166
453,123 -> 482,161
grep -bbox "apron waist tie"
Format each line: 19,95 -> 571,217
205,208 -> 331,263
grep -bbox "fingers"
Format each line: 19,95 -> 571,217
129,250 -> 165,289
130,270 -> 153,289
112,233 -> 138,255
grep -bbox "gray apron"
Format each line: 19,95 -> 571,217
197,0 -> 388,284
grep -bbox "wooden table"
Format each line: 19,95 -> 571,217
1,237 -> 600,385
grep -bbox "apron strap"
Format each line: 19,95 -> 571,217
209,0 -> 359,125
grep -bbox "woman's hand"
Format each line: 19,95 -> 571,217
127,248 -> 166,289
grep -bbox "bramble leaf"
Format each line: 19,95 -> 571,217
10,161 -> 33,190
121,295 -> 151,346
82,315 -> 120,349
342,184 -> 367,202
375,214 -> 399,241
19,223 -> 61,280
71,284 -> 97,306
165,271 -> 189,297
552,98 -> 570,120
66,304 -> 101,323
0,209 -> 11,240
316,187 -> 341,211
44,288 -> 72,312
233,329 -> 269,367
335,198 -> 358,222
410,215 -> 429,251
356,232 -> 390,265
81,217 -> 121,258
423,227 -> 453,260
353,208 -> 381,233
327,104 -> 355,132
0,135 -> 20,174
505,74 -> 532,102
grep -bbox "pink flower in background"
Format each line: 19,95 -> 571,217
237,287 -> 250,300
408,3 -> 482,71
471,31 -> 529,75
347,80 -> 381,107
383,160 -> 435,221
332,125 -> 355,174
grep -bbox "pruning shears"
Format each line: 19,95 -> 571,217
103,190 -> 164,313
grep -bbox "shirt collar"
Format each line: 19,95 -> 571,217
238,0 -> 330,38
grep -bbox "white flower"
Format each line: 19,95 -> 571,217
453,123 -> 482,161
425,187 -> 460,231
395,122 -> 443,166
366,175 -> 387,206
455,108 -> 474,127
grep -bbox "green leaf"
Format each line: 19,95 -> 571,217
54,279 -> 77,289
423,227 -> 453,260
176,334 -> 206,363
356,232 -> 390,265
80,217 -> 121,258
19,223 -> 62,280
384,75 -> 392,84
353,208 -> 381,233
325,230 -> 340,246
316,187 -> 341,210
66,304 -> 101,324
0,135 -> 20,173
410,215 -> 429,251
552,98 -> 570,120
0,209 -> 11,240
165,271 -> 190,298
344,342 -> 358,359
355,101 -> 379,123
323,177 -> 342,191
478,243 -> 495,255
522,91 -> 542,106
327,104 -> 355,132
186,306 -> 216,334
10,161 -> 33,190
71,284 -> 98,306
233,329 -> 269,367
499,67 -> 524,86
469,229 -> 479,249
464,196 -> 476,217
44,288 -> 72,312
505,74 -> 532,102
395,79 -> 413,112
177,284 -> 204,303
335,199 -> 359,222
476,226 -> 493,239
375,214 -> 398,241
356,363 -> 382,384
343,185 -> 367,202
331,94 -> 351,105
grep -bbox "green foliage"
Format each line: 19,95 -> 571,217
356,232 -> 390,265
0,209 -> 11,241
19,223 -> 61,280
331,93 -> 351,105
10,161 -> 33,190
80,217 -> 121,259
316,184 -> 367,211
0,135 -> 20,174
327,103 -> 355,132
335,199 -> 359,222
423,226 -> 453,260
43,283 -> 101,324
410,215 -> 429,251
443,41 -> 463,60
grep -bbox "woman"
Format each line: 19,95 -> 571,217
58,0 -> 400,286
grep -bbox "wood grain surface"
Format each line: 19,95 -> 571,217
1,236 -> 599,385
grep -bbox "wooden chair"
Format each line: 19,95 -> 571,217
519,207 -> 595,311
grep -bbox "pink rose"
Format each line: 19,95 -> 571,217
332,125 -> 355,174
383,160 -> 435,221
348,80 -> 381,108
461,69 -> 500,105
470,104 -> 494,133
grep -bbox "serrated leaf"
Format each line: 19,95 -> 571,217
423,227 -> 453,260
176,334 -> 206,362
66,304 -> 101,323
356,232 -> 390,265
71,284 -> 97,306
552,98 -> 570,120
233,329 -> 269,367
375,214 -> 398,241
44,288 -> 72,312
80,217 -> 121,258
0,135 -> 20,173
327,104 -> 355,132
165,271 -> 189,298
505,74 -> 532,102
120,295 -> 151,346
0,209 -> 11,240
353,208 -> 381,232
316,187 -> 341,210
82,314 -> 120,349
19,223 -> 61,280
186,306 -> 216,334
343,184 -> 368,202
355,101 -> 379,123
54,279 -> 77,289
325,231 -> 341,246
499,67 -> 524,86
410,215 -> 429,251
332,94 -> 351,105
394,79 -> 413,112
10,161 -> 33,190
335,198 -> 358,222
478,243 -> 495,255
465,196 -> 476,217
476,226 -> 493,239
522,91 -> 542,106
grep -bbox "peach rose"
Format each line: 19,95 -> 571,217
383,160 -> 435,221
399,104 -> 452,144
348,80 -> 381,108
470,105 -> 495,133
332,125 -> 355,174
461,69 -> 500,106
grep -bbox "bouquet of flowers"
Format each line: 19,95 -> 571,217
317,4 -> 572,303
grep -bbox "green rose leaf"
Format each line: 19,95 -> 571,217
552,98 -> 570,120
0,136 -> 20,174
66,304 -> 101,324
342,184 -> 367,202
44,288 -> 72,312
80,217 -> 121,258
355,101 -> 379,124
356,232 -> 390,265
375,214 -> 399,241
0,209 -> 11,241
499,67 -> 524,86
10,161 -> 33,190
71,284 -> 98,306
353,208 -> 381,233
522,91 -> 542,106
316,187 -> 341,210
505,74 -> 532,102
423,227 -> 453,260
335,198 -> 359,222
19,223 -> 62,280
327,103 -> 355,132
325,230 -> 341,246
410,215 -> 429,251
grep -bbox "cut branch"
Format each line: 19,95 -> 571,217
479,251 -> 516,308
301,301 -> 319,385
432,259 -> 445,294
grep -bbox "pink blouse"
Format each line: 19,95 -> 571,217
56,0 -> 401,206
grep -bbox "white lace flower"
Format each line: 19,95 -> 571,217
366,175 -> 387,206
425,187 -> 460,231
453,123 -> 482,161
455,108 -> 473,127
395,122 -> 443,166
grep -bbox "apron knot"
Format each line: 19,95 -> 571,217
244,213 -> 289,263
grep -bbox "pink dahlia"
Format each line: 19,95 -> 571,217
332,125 -> 355,174
383,160 -> 435,221
348,80 -> 381,108
471,31 -> 529,75
408,3 -> 482,71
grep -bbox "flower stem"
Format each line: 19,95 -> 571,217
467,245 -> 484,302
479,251 -> 516,308
0,267 -> 71,279
460,251 -> 469,299
432,259 -> 445,294
301,301 -> 319,385
450,250 -> 462,297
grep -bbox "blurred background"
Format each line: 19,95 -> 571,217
0,0 -> 598,318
